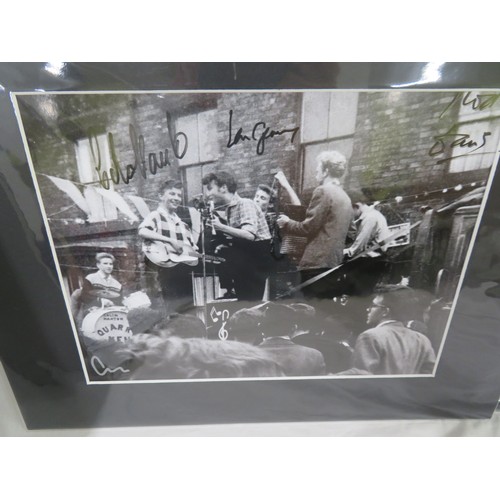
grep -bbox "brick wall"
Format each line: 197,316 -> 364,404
213,92 -> 301,198
22,90 -> 494,224
109,94 -> 180,205
23,94 -> 183,220
20,92 -> 303,292
19,91 -> 496,295
346,91 -> 489,202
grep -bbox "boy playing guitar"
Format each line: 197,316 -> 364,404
139,179 -> 199,315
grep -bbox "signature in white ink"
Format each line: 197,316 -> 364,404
90,355 -> 130,377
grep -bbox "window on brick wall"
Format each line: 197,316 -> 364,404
177,109 -> 219,201
448,120 -> 500,173
300,92 -> 359,191
447,95 -> 500,173
75,133 -> 118,222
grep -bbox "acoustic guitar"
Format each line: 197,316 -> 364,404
142,239 -> 225,268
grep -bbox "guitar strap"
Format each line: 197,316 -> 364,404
153,211 -> 163,237
188,207 -> 202,245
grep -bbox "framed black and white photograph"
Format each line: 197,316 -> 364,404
11,87 -> 500,383
2,63 -> 500,428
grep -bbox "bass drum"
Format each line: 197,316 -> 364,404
81,306 -> 132,343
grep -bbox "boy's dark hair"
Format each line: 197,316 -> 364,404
260,302 -> 296,338
349,189 -> 369,206
202,171 -> 237,193
256,184 -> 273,197
374,285 -> 418,323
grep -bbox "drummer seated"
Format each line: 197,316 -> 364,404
80,253 -> 123,312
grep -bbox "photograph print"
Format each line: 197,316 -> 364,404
12,89 -> 500,383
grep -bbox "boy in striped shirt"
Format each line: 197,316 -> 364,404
139,179 -> 198,315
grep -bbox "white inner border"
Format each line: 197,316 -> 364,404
10,87 -> 500,385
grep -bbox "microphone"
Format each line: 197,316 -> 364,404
191,194 -> 207,210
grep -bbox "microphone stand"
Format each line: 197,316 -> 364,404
197,206 -> 208,337
197,201 -> 216,337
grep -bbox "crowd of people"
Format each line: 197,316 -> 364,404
81,284 -> 438,380
75,149 -> 443,380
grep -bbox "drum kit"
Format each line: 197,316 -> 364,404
80,202 -> 226,341
80,291 -> 152,342
81,305 -> 132,342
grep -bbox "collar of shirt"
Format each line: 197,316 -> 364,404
377,320 -> 399,328
323,178 -> 340,186
263,336 -> 292,343
157,205 -> 181,223
97,270 -> 112,281
227,192 -> 242,209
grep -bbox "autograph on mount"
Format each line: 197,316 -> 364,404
226,109 -> 299,155
90,356 -> 130,377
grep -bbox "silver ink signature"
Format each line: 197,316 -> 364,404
90,355 -> 130,377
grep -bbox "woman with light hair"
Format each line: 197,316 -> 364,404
277,151 -> 353,299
